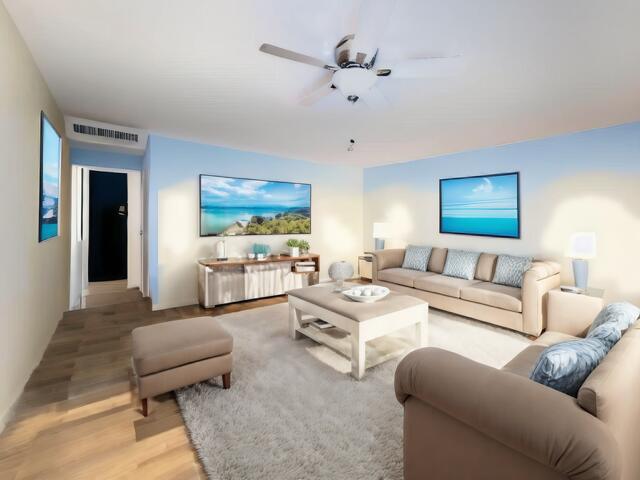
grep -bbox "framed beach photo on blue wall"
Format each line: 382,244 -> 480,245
439,172 -> 520,238
199,174 -> 311,236
38,112 -> 62,242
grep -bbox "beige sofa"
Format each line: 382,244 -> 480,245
371,248 -> 560,336
395,309 -> 640,480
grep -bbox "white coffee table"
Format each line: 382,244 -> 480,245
288,284 -> 428,379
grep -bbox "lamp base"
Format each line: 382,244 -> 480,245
572,258 -> 589,290
374,238 -> 385,250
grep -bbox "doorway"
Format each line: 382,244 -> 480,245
69,165 -> 144,310
89,170 -> 127,282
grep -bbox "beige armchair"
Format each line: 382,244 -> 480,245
395,314 -> 640,480
395,348 -> 619,480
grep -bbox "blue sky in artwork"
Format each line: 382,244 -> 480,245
40,116 -> 61,241
41,118 -> 60,200
201,176 -> 310,208
441,174 -> 518,218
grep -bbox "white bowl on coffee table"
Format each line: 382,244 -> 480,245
343,286 -> 390,303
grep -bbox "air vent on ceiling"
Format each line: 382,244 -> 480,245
65,116 -> 148,154
72,123 -> 139,143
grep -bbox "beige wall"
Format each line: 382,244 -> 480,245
0,3 -> 70,429
364,123 -> 640,305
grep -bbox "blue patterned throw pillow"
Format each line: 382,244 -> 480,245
442,250 -> 480,280
402,245 -> 432,272
531,322 -> 622,397
586,322 -> 622,349
493,254 -> 533,288
530,339 -> 610,397
588,302 -> 640,335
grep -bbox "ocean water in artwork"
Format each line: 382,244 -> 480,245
440,174 -> 519,238
200,176 -> 311,236
39,116 -> 61,241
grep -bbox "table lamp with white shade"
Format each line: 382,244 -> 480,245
373,222 -> 391,250
567,232 -> 596,291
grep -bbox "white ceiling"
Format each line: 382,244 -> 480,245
5,0 -> 640,166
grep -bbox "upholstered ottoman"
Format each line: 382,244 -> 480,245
132,316 -> 233,416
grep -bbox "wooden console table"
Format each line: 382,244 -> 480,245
197,254 -> 320,308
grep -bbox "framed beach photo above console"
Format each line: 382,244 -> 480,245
199,174 -> 311,236
38,112 -> 62,242
439,172 -> 520,238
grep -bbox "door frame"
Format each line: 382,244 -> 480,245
69,165 -> 144,309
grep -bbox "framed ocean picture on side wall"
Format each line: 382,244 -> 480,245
439,172 -> 520,238
38,112 -> 62,242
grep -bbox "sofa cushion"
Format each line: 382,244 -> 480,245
502,345 -> 547,377
534,331 -> 581,347
460,282 -> 522,312
427,247 -> 448,273
503,332 -> 582,378
377,268 -> 435,288
442,249 -> 481,280
401,245 -> 432,271
587,302 -> 640,335
475,253 -> 497,281
414,274 -> 480,298
493,254 -> 533,288
132,317 -> 233,377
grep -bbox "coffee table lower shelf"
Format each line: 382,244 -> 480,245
296,323 -> 419,372
288,295 -> 428,379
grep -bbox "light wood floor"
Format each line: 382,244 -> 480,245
0,292 -> 287,479
82,280 -> 143,309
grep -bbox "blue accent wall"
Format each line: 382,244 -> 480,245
145,134 -> 363,309
71,147 -> 143,171
141,122 -> 640,308
365,122 -> 640,192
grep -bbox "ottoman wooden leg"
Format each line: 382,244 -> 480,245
141,398 -> 149,417
222,372 -> 231,389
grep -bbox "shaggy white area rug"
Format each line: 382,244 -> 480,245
175,303 -> 530,480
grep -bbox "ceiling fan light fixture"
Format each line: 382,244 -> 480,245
331,68 -> 377,101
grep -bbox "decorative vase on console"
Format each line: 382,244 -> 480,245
215,238 -> 227,261
328,261 -> 354,292
252,243 -> 271,259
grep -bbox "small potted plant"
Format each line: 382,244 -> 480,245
298,240 -> 310,255
286,239 -> 300,257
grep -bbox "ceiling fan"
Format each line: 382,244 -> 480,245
258,0 -> 463,107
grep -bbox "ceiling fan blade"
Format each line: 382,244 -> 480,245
360,86 -> 388,108
380,56 -> 465,79
350,0 -> 396,63
259,43 -> 337,71
300,80 -> 335,106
